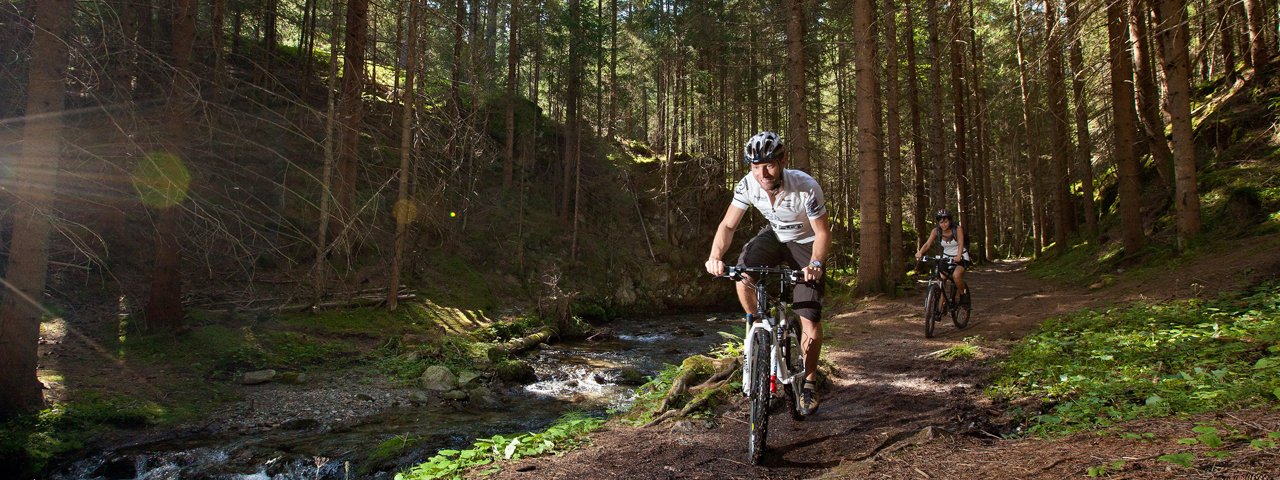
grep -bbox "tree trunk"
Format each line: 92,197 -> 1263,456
1013,0 -> 1038,254
1242,0 -> 1269,71
608,0 -> 617,137
904,1 -> 927,246
1219,0 -> 1237,81
885,0 -> 904,284
334,0 -> 369,260
926,0 -> 945,213
0,0 -> 70,419
968,0 -> 989,262
144,0 -> 195,331
1044,0 -> 1073,251
783,0 -> 811,171
562,0 -> 582,228
388,1 -> 418,311
1107,0 -> 1147,254
504,0 -> 519,189
1068,0 -> 1098,242
1130,0 -> 1175,192
855,0 -> 886,294
315,2 -> 341,296
950,1 -> 971,239
1152,0 -> 1202,245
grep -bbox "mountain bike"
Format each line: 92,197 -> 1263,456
917,255 -> 971,338
722,265 -> 807,465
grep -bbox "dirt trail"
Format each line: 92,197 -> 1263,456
488,245 -> 1280,479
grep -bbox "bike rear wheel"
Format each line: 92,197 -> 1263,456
747,328 -> 771,465
781,317 -> 805,421
924,283 -> 939,338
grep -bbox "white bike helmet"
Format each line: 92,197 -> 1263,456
743,131 -> 784,164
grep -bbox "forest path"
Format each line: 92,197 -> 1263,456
486,235 -> 1280,479
486,259 -> 1100,479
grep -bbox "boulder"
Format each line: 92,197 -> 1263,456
495,360 -> 538,384
242,369 -> 277,385
420,365 -> 457,391
441,389 -> 468,401
467,386 -> 498,406
456,370 -> 483,387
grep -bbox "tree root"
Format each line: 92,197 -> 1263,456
645,356 -> 741,427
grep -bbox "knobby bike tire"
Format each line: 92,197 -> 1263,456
782,317 -> 805,421
954,287 -> 971,328
924,283 -> 939,338
747,328 -> 771,465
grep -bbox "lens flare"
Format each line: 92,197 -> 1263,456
132,151 -> 191,208
393,199 -> 419,224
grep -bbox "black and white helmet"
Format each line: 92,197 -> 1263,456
935,208 -> 953,221
743,131 -> 785,164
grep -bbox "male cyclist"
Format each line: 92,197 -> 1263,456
705,131 -> 831,416
914,208 -> 971,306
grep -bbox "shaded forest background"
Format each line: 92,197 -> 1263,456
2,0 -> 1280,420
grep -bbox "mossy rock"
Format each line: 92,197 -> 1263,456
495,359 -> 537,384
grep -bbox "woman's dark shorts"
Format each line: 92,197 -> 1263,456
736,226 -> 824,322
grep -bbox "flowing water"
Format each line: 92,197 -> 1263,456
54,313 -> 742,480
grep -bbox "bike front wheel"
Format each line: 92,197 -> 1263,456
923,283 -> 939,338
953,288 -> 971,328
747,328 -> 771,465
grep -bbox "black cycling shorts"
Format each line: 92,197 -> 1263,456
736,226 -> 824,322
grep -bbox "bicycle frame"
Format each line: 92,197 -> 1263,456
728,266 -> 806,399
923,255 -> 959,309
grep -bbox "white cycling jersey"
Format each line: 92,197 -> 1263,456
731,169 -> 827,244
938,227 -> 970,260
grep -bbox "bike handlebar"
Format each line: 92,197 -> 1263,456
720,265 -> 805,284
917,255 -> 956,264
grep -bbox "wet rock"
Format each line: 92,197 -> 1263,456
441,389 -> 468,401
409,391 -> 431,404
672,326 -> 705,337
242,369 -> 277,385
420,365 -> 457,391
93,456 -> 136,479
456,370 -> 482,387
279,418 -> 320,430
618,368 -> 649,386
356,393 -> 375,402
468,386 -> 499,406
495,360 -> 538,384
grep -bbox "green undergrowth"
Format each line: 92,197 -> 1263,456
992,281 -> 1280,437
623,329 -> 746,426
395,413 -> 604,480
0,393 -> 166,477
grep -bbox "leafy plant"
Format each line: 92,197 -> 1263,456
1086,460 -> 1125,477
1157,452 -> 1196,468
395,414 -> 604,480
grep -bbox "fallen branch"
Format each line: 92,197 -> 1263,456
490,326 -> 558,357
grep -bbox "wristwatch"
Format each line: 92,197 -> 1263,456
809,260 -> 824,269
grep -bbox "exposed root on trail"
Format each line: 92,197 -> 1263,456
643,356 -> 740,428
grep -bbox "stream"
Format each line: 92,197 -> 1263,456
53,313 -> 742,480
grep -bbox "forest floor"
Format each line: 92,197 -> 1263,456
487,234 -> 1280,480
